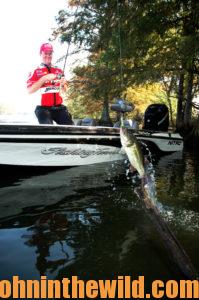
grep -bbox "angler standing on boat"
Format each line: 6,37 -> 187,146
27,43 -> 73,125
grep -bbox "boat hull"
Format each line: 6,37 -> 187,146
0,142 -> 125,166
0,124 -> 183,167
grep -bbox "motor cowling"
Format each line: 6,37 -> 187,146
143,104 -> 169,131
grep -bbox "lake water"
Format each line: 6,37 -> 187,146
0,150 -> 199,296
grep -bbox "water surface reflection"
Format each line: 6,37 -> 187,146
0,153 -> 198,287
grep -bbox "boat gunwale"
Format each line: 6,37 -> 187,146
0,124 -> 183,141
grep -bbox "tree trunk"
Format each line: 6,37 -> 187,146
99,98 -> 113,126
164,76 -> 175,129
167,98 -> 174,130
176,73 -> 184,129
183,71 -> 194,124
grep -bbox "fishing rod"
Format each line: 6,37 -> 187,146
56,5 -> 79,75
49,75 -> 89,85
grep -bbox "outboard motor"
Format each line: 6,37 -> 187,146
143,104 -> 169,131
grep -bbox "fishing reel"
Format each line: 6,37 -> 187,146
56,73 -> 64,80
51,73 -> 64,84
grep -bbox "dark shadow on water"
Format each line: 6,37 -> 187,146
0,165 -> 71,187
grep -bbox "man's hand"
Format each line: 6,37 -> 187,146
59,77 -> 68,90
42,73 -> 57,82
27,73 -> 57,94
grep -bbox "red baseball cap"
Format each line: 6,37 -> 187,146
40,43 -> 53,54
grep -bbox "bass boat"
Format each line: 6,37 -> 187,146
0,123 -> 183,167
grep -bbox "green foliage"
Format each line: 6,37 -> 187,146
66,84 -> 103,119
52,0 -> 199,125
123,83 -> 177,126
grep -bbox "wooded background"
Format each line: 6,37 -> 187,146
52,0 -> 199,128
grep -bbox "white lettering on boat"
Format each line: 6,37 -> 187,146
168,140 -> 182,145
41,147 -> 120,158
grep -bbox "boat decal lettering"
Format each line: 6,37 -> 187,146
41,147 -> 119,158
168,140 -> 182,146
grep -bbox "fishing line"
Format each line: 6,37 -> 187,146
116,0 -> 124,91
63,5 -> 79,73
56,5 -> 79,74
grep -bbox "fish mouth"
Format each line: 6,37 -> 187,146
120,128 -> 134,140
120,127 -> 129,136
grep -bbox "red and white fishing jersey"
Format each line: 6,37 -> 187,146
27,64 -> 65,106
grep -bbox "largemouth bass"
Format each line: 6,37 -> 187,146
120,124 -> 197,279
120,127 -> 145,178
